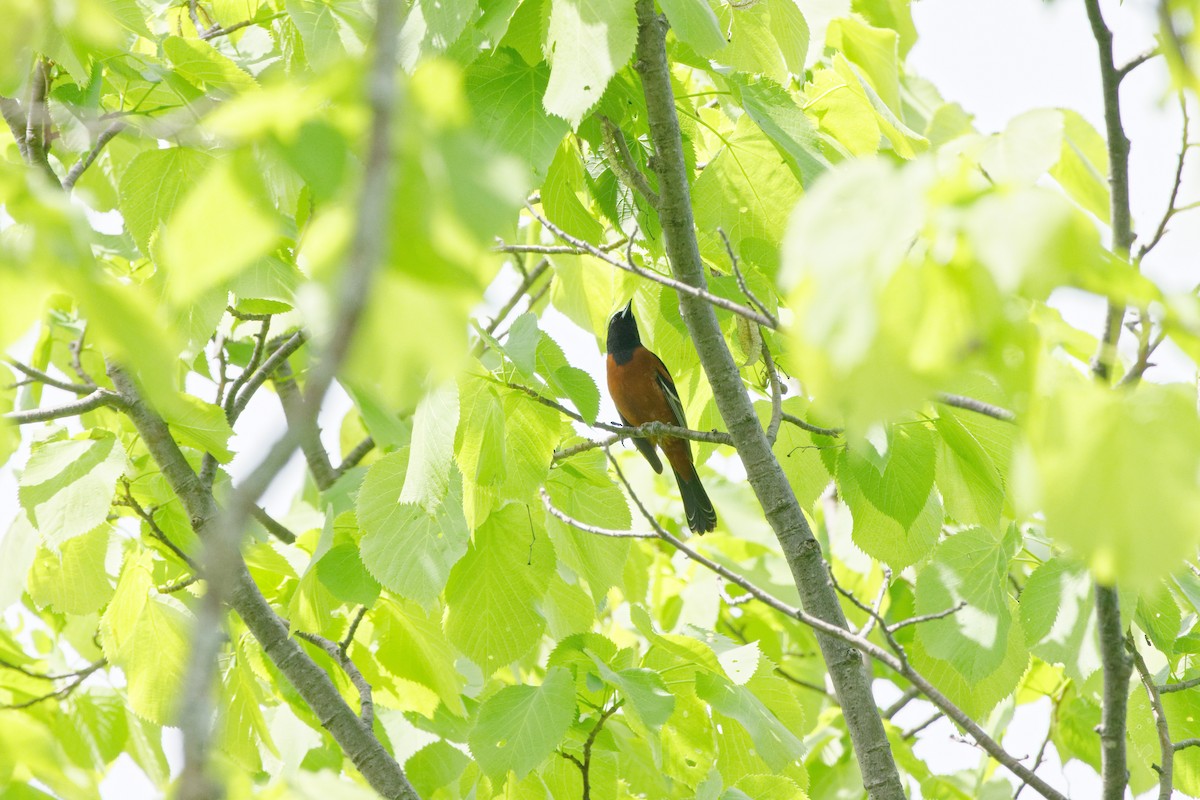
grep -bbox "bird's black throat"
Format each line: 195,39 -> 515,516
607,301 -> 641,364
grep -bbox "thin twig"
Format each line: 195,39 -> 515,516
1128,636 -> 1173,800
2,389 -> 125,424
935,393 -> 1016,422
472,259 -> 551,358
62,120 -> 125,192
224,317 -> 272,420
888,602 -> 967,633
159,575 -> 201,594
599,448 -> 1069,800
250,506 -> 297,544
1175,739 -> 1200,751
882,687 -> 919,720
0,660 -> 104,710
502,379 -> 734,447
600,115 -> 659,207
68,326 -> 95,387
761,341 -> 783,446
1158,676 -> 1200,694
119,481 -> 197,568
718,228 -> 777,328
525,204 -> 776,328
564,700 -> 623,800
775,668 -> 836,699
339,606 -> 369,657
780,412 -> 843,438
1137,95 -> 1191,261
3,358 -> 96,394
295,631 -> 375,728
540,488 -> 656,538
1118,48 -> 1160,78
227,331 -> 308,425
901,711 -> 943,740
330,436 -> 376,482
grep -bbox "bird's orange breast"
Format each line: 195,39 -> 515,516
607,349 -> 678,432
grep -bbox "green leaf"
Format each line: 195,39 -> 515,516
1020,378 -> 1200,588
760,397 -> 831,512
117,147 -> 215,256
545,453 -> 631,597
1051,109 -> 1110,222
456,375 -> 507,487
315,543 -> 381,606
102,555 -> 192,725
934,411 -> 1004,527
543,0 -> 638,127
218,645 -> 278,771
542,137 -> 605,243
400,382 -> 459,512
588,655 -> 675,730
468,666 -> 576,779
692,114 -> 803,265
27,525 -> 115,615
406,741 -> 472,798
19,432 -> 126,548
914,526 -> 1018,682
731,76 -> 830,186
375,597 -> 466,714
553,366 -> 600,425
163,395 -> 235,463
358,449 -> 470,603
164,36 -> 257,95
826,17 -> 900,114
465,49 -> 570,179
444,503 -> 554,673
835,424 -> 943,570
908,603 -> 1029,721
695,671 -> 804,772
658,0 -> 725,56
1136,580 -> 1181,656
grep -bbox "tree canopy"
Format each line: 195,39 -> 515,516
1,0 -> 1199,799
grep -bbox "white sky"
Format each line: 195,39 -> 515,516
1,0 -> 1195,797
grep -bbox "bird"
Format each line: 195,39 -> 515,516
606,300 -> 717,534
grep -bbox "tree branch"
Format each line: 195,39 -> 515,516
24,59 -> 60,188
1094,583 -> 1131,800
935,393 -> 1016,422
227,330 -> 308,425
250,506 -> 298,544
107,364 -> 417,800
295,630 -> 375,728
524,204 -> 776,328
630,6 -> 906,797
1128,636 -> 1173,800
1084,0 -> 1134,383
2,388 -> 125,424
601,448 -> 1069,800
3,357 -> 96,394
1136,94 -> 1191,262
600,115 -> 659,207
62,120 -> 125,192
1158,676 -> 1200,694
273,361 -> 337,490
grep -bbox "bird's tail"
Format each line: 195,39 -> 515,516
673,468 -> 717,534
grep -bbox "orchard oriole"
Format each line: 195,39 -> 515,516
606,301 -> 717,533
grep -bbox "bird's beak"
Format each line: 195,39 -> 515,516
621,300 -> 633,317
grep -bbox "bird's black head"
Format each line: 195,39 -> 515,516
607,300 -> 641,359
